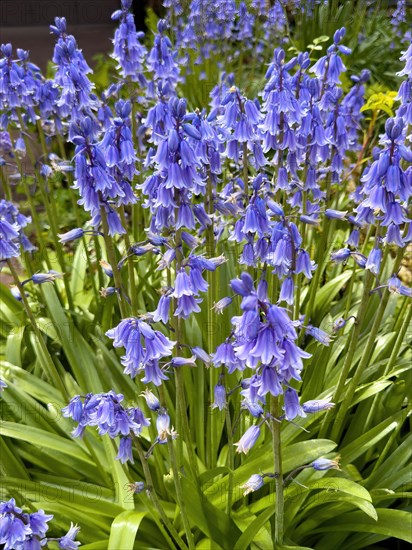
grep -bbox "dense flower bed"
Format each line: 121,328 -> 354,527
0,1 -> 411,548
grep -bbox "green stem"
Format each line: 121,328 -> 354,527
7,260 -> 67,399
271,395 -> 284,546
15,155 -> 51,270
343,261 -> 358,318
242,142 -> 249,197
206,169 -> 217,468
298,219 -> 331,344
364,297 -> 411,439
368,408 -> 408,477
16,113 -> 74,311
167,436 -> 195,549
171,201 -> 199,479
175,365 -> 199,478
131,100 -> 145,244
54,131 -> 99,306
294,217 -> 307,319
319,270 -> 375,439
134,439 -> 188,550
225,402 -> 234,516
394,294 -> 409,333
330,250 -> 404,441
100,207 -> 129,319
119,206 -> 138,314
1,167 -> 12,201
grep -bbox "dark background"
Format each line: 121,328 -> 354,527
0,0 -> 160,70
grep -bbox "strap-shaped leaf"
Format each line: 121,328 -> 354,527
108,510 -> 146,550
313,509 -> 412,543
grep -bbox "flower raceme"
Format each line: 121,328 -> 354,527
0,200 -> 35,261
0,498 -> 80,549
106,317 -> 175,381
62,391 -> 150,463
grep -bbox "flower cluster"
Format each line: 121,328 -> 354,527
0,498 -> 80,549
0,200 -> 34,262
111,0 -> 147,86
106,318 -> 175,382
62,391 -> 150,463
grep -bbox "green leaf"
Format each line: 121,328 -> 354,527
234,507 -> 275,550
307,478 -> 373,503
302,492 -> 378,521
311,271 -> 353,321
1,477 -> 124,517
80,542 -> 110,550
0,421 -> 93,464
181,477 -> 242,549
340,409 -> 410,463
313,35 -> 330,44
313,509 -> 412,543
108,510 -> 146,550
40,284 -> 103,391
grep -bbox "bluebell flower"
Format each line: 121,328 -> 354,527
191,346 -> 212,366
0,218 -> 20,261
58,523 -> 81,549
310,28 -> 350,86
100,99 -> 138,201
58,228 -> 85,243
240,474 -> 264,496
71,118 -> 127,234
302,399 -> 335,414
106,317 -> 175,379
21,271 -> 63,285
146,20 -> 179,99
212,341 -> 246,374
391,0 -> 406,32
117,436 -> 134,463
152,291 -> 172,324
211,384 -> 226,410
128,481 -> 145,494
29,509 -> 54,538
396,42 -> 412,123
365,248 -> 382,275
169,356 -> 196,368
331,248 -> 351,263
62,392 -> 149,462
140,389 -> 161,411
352,252 -> 367,269
0,499 -> 31,549
111,0 -> 147,86
386,274 -> 412,297
346,228 -> 360,248
14,136 -> 26,157
354,113 -> 411,245
333,317 -> 349,332
217,86 -> 265,171
213,296 -> 233,314
99,260 -> 114,278
311,457 -> 341,471
283,388 -> 306,421
100,287 -> 117,298
235,424 -> 261,454
279,276 -> 294,305
0,499 -> 54,550
0,200 -> 35,256
156,409 -> 177,443
325,209 -> 348,220
50,17 -> 99,136
0,379 -> 7,391
296,250 -> 316,279
306,325 -> 333,346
